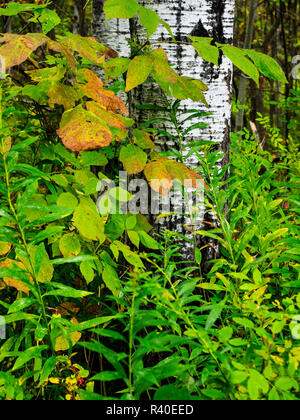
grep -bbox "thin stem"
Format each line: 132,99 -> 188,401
128,291 -> 136,399
0,85 -> 54,355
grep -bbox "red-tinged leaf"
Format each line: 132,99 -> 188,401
144,158 -> 208,195
0,33 -> 47,68
77,68 -> 104,97
59,34 -> 114,64
47,39 -> 77,72
119,145 -> 148,175
144,160 -> 173,196
86,101 -> 128,133
97,89 -> 128,114
125,55 -> 153,92
57,105 -> 112,151
78,68 -> 128,114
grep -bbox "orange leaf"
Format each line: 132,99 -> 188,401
87,101 -> 127,133
59,34 -> 115,64
78,68 -> 128,114
57,105 -> 112,151
0,259 -> 33,295
144,158 -> 208,195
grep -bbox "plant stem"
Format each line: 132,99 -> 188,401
0,85 -> 54,356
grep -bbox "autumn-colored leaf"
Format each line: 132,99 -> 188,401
144,157 -> 208,195
120,145 -> 148,175
86,101 -> 128,134
56,302 -> 80,317
54,317 -> 82,352
26,65 -> 66,83
48,83 -> 79,110
77,68 -> 104,95
0,241 -> 11,256
78,68 -> 128,114
0,259 -> 32,295
0,33 -> 47,68
144,160 -> 173,195
47,39 -> 77,72
17,246 -> 54,284
133,129 -> 155,149
57,105 -> 112,151
58,34 -> 117,65
0,137 -> 11,155
150,48 -> 208,104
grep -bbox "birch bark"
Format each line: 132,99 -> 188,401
92,0 -> 235,259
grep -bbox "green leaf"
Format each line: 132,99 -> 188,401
119,145 -> 148,175
248,369 -> 269,400
104,0 -> 139,20
233,317 -> 255,329
33,8 -> 61,34
246,49 -> 288,83
220,45 -> 259,86
150,48 -> 208,103
139,231 -> 160,250
57,192 -> 78,215
43,283 -> 92,298
189,37 -> 220,66
49,255 -> 97,265
0,2 -> 45,16
139,7 -> 159,37
126,55 -> 153,91
39,356 -> 57,386
127,230 -> 140,248
8,298 -> 37,314
109,187 -> 133,202
80,261 -> 95,285
198,283 -> 226,291
4,312 -> 39,325
103,57 -> 131,81
73,198 -> 106,242
12,346 -> 48,371
102,263 -> 121,297
105,214 -> 125,241
59,233 -> 81,258
91,371 -> 123,381
154,384 -> 191,401
79,151 -> 108,167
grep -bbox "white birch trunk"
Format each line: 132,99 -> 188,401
93,0 -> 235,260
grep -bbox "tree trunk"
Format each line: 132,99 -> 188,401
235,0 -> 257,132
92,0 -> 235,260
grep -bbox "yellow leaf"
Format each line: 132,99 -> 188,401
55,318 -> 82,352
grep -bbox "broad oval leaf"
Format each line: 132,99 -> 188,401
126,55 -> 153,92
57,105 -> 112,151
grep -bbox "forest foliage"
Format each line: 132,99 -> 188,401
0,0 -> 299,401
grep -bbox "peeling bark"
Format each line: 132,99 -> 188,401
93,0 -> 235,260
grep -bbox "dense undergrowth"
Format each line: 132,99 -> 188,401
0,0 -> 299,401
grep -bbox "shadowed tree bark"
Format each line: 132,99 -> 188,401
92,0 -> 235,261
